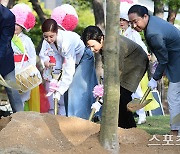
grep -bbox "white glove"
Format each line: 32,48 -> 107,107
91,101 -> 102,113
148,78 -> 157,90
53,91 -> 61,101
131,84 -> 143,99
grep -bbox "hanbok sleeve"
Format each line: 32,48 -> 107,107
57,38 -> 77,95
39,40 -> 50,63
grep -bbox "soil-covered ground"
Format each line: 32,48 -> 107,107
0,112 -> 179,154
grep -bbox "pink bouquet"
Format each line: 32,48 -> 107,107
46,79 -> 59,97
93,84 -> 104,98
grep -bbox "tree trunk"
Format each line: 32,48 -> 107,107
29,0 -> 47,24
99,0 -> 120,153
29,0 -> 47,73
7,0 -> 15,8
153,0 -> 164,18
92,0 -> 105,82
167,1 -> 179,24
92,0 -> 105,30
29,0 -> 47,54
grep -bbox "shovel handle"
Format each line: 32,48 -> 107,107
89,97 -> 99,121
52,69 -> 63,115
140,87 -> 151,104
89,108 -> 96,121
54,98 -> 58,115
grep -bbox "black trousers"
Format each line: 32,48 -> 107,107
118,86 -> 136,129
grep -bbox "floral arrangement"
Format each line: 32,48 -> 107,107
11,3 -> 36,31
51,4 -> 78,31
92,84 -> 104,98
46,79 -> 59,97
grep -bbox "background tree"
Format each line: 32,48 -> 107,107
99,0 -> 120,153
167,0 -> 180,24
153,0 -> 164,18
92,0 -> 105,82
30,0 -> 47,24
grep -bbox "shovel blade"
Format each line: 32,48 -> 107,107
127,99 -> 152,112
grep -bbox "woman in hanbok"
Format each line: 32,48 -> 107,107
39,4 -> 79,115
41,19 -> 98,119
10,4 -> 37,109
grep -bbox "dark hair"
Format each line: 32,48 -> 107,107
128,5 -> 149,17
42,19 -> 58,33
81,26 -> 104,46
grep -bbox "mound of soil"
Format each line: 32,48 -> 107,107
0,112 -> 179,154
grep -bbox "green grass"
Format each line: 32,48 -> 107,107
136,115 -> 170,135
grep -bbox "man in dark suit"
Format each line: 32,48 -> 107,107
128,4 -> 180,136
0,2 -> 23,113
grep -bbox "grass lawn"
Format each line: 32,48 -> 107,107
136,115 -> 170,135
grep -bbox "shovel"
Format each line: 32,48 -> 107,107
127,87 -> 152,112
89,97 -> 98,121
51,69 -> 63,115
89,77 -> 104,121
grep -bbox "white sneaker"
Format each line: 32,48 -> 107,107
137,119 -> 146,125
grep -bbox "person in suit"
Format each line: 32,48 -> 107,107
81,25 -> 149,128
0,2 -> 23,113
128,4 -> 180,135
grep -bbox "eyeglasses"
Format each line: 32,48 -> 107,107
129,17 -> 142,28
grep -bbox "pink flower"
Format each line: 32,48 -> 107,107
62,14 -> 78,31
51,4 -> 78,31
49,79 -> 59,92
93,84 -> 104,98
24,12 -> 36,30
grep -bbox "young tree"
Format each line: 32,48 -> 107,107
99,0 -> 120,153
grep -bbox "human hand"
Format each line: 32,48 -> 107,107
44,61 -> 55,68
91,100 -> 102,113
148,78 -> 157,90
53,91 -> 61,101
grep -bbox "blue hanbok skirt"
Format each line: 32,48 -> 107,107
64,47 -> 98,119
